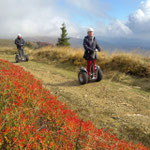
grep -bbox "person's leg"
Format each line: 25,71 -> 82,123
21,47 -> 24,57
18,48 -> 21,57
93,59 -> 96,73
87,60 -> 92,76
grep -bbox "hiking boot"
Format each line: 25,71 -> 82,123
91,72 -> 97,79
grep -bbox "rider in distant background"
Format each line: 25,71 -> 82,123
83,28 -> 101,78
15,34 -> 25,58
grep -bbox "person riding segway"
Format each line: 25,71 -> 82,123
15,34 -> 29,63
78,28 -> 103,84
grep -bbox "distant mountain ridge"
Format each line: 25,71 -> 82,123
24,36 -> 150,51
1,36 -> 150,52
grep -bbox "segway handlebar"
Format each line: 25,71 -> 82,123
16,43 -> 24,47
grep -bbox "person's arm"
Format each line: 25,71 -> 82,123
15,41 -> 20,46
83,37 -> 94,52
96,40 -> 101,52
15,39 -> 18,45
16,42 -> 21,46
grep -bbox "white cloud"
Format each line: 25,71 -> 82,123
1,0 -> 150,41
65,0 -> 111,18
102,20 -> 132,37
0,0 -> 82,38
127,0 -> 150,36
95,0 -> 150,39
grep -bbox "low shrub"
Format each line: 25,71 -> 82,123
0,59 -> 149,149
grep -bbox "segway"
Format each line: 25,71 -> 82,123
15,46 -> 29,63
78,51 -> 103,85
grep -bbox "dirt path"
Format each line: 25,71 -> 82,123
1,55 -> 150,145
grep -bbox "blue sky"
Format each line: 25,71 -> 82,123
105,0 -> 141,19
0,0 -> 150,40
56,0 -> 141,26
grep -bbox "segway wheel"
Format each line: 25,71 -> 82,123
25,55 -> 29,62
15,55 -> 19,63
78,71 -> 88,85
96,67 -> 103,82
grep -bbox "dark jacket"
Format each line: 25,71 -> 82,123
83,36 -> 101,60
15,38 -> 25,49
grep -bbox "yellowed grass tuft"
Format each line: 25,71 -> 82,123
31,46 -> 150,77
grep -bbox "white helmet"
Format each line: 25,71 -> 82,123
18,33 -> 22,37
87,28 -> 94,32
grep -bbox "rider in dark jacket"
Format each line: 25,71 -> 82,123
15,34 -> 25,57
83,28 -> 101,76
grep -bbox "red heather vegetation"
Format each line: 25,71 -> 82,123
0,59 -> 149,150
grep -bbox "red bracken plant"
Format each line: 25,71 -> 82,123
0,59 -> 149,150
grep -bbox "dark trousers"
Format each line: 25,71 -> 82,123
18,48 -> 24,57
87,59 -> 96,76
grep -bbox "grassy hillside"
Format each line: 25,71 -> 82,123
0,44 -> 150,147
30,46 -> 150,92
31,46 -> 150,78
0,39 -> 15,47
